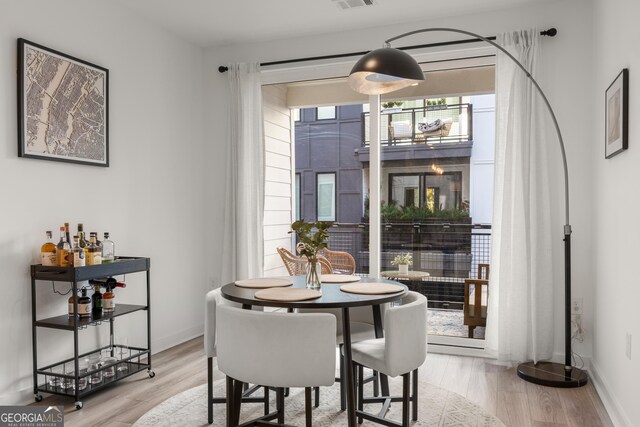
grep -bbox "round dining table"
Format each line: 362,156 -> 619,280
221,275 -> 408,427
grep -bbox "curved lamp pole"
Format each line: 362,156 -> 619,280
348,27 -> 587,388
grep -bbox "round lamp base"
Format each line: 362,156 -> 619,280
517,361 -> 588,388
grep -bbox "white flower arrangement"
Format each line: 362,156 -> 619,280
391,253 -> 413,266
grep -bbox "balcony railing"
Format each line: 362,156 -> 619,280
326,222 -> 491,309
362,103 -> 473,146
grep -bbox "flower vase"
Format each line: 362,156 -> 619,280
306,258 -> 322,290
398,264 -> 409,275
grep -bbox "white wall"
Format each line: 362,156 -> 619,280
205,0 -> 595,363
0,0 -> 207,404
591,0 -> 640,425
262,85 -> 293,277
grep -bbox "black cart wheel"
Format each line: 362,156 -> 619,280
75,401 -> 83,410
34,394 -> 43,402
148,370 -> 156,378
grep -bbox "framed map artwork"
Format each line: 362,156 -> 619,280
18,39 -> 109,166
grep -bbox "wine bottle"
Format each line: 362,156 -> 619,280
102,232 -> 115,263
40,231 -> 57,266
73,236 -> 85,267
57,227 -> 71,267
92,285 -> 103,316
64,223 -> 71,248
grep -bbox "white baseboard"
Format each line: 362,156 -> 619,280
152,323 -> 204,354
589,360 -> 633,427
4,323 -> 205,406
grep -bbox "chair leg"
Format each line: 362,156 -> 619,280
208,357 -> 213,424
314,386 -> 320,408
264,386 -> 270,415
373,370 -> 380,397
412,369 -> 418,421
468,325 -> 475,338
225,376 -> 234,427
276,387 -> 285,424
357,364 -> 364,424
402,373 -> 410,427
305,387 -> 312,427
339,345 -> 346,411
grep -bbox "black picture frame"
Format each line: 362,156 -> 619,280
17,38 -> 109,167
605,68 -> 628,159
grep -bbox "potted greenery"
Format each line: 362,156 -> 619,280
391,253 -> 413,275
290,220 -> 333,290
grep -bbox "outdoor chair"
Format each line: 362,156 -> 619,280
463,263 -> 490,338
277,247 -> 333,276
318,248 -> 357,274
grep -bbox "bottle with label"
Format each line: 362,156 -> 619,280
56,227 -> 71,267
91,232 -> 103,257
102,232 -> 115,263
40,231 -> 57,266
103,284 -> 115,312
78,223 -> 89,257
92,285 -> 103,316
64,223 -> 71,249
68,293 -> 76,317
73,236 -> 86,267
87,235 -> 102,265
78,289 -> 91,317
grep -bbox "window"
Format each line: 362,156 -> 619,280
389,172 -> 462,211
316,106 -> 336,120
293,108 -> 300,122
317,173 -> 336,221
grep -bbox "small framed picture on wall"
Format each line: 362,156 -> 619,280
605,68 -> 629,159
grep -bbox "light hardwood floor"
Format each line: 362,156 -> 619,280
36,336 -> 613,426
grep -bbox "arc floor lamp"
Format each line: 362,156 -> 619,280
348,27 -> 588,388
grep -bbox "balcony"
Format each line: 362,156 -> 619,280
355,103 -> 474,163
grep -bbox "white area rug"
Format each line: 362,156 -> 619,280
134,377 -> 503,426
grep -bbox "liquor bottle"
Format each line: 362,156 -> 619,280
77,288 -> 92,318
102,232 -> 115,263
40,231 -> 57,266
78,223 -> 89,256
87,234 -> 102,265
91,232 -> 103,256
92,285 -> 103,316
64,223 -> 71,249
56,227 -> 71,267
103,284 -> 115,312
73,236 -> 86,267
68,293 -> 76,317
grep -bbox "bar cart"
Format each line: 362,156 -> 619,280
31,257 -> 153,409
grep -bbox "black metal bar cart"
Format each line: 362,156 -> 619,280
31,257 -> 153,409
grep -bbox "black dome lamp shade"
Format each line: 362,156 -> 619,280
348,47 -> 424,95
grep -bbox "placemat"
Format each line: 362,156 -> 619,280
320,274 -> 361,283
340,282 -> 404,295
254,288 -> 322,302
234,278 -> 293,289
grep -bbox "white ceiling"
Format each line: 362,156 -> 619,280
115,0 -> 549,48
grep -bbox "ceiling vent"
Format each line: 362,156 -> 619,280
333,0 -> 377,10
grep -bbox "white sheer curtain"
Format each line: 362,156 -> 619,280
221,63 -> 265,283
485,29 -> 554,363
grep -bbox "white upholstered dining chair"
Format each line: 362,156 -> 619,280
351,291 -> 427,427
204,288 -> 268,424
216,304 -> 337,426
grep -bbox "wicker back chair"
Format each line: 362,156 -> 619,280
277,247 -> 333,276
318,248 -> 357,275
